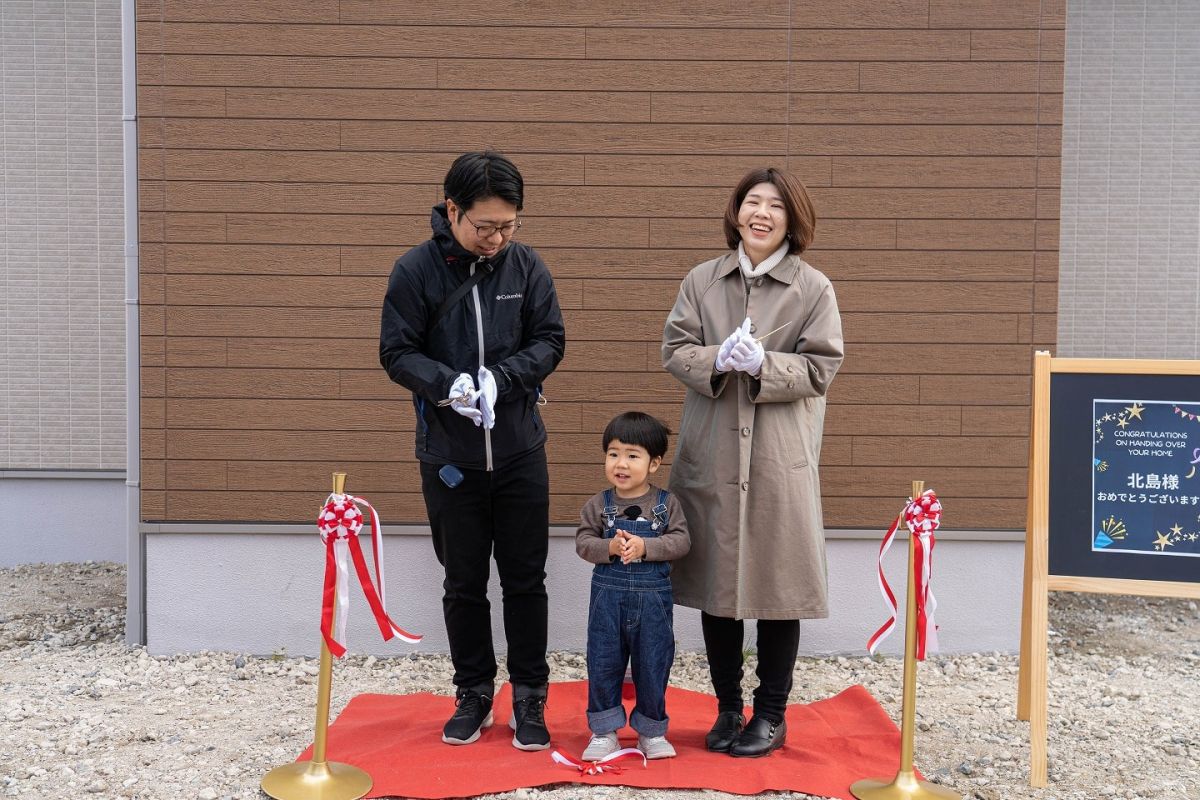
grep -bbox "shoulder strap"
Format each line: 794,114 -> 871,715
430,261 -> 492,331
602,489 -> 618,530
652,489 -> 669,527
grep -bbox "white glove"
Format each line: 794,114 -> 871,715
728,320 -> 765,376
476,367 -> 497,430
714,318 -> 750,372
448,373 -> 482,425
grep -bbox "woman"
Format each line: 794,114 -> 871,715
662,167 -> 844,757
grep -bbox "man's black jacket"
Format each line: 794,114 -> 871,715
379,204 -> 566,470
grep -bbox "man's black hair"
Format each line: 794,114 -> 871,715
443,150 -> 524,217
602,412 -> 670,460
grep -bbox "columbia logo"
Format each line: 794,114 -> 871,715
496,293 -> 523,301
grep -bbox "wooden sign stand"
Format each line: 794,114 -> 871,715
1018,352 -> 1200,787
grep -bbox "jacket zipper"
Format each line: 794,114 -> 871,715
470,257 -> 493,471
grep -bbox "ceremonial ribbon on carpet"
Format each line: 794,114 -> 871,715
550,748 -> 647,776
318,492 -> 422,657
866,489 -> 942,660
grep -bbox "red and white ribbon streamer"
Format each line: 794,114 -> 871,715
550,747 -> 647,776
317,493 -> 422,658
866,489 -> 942,660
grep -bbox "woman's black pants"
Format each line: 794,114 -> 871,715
701,611 -> 800,723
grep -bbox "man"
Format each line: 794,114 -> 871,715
379,151 -> 565,749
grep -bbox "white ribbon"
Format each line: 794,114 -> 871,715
333,537 -> 351,649
550,747 -> 647,775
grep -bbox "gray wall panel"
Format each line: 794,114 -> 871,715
1059,1 -> 1200,358
1,0 -> 126,469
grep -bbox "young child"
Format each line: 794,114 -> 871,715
575,411 -> 691,761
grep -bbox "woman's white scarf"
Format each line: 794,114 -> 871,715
737,241 -> 789,279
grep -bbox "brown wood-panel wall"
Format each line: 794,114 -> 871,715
137,0 -> 1064,529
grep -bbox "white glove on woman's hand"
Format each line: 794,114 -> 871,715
476,367 -> 498,430
715,317 -> 751,372
729,322 -> 765,377
448,373 -> 482,425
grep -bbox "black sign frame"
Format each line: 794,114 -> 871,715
1048,371 -> 1200,583
1018,353 -> 1200,789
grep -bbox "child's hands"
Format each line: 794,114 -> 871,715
618,532 -> 646,564
608,533 -> 626,558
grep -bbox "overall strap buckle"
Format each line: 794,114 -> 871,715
650,489 -> 669,530
602,489 -> 618,530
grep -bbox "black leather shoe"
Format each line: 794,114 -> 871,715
729,715 -> 786,757
705,710 -> 746,752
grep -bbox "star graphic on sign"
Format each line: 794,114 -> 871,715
1189,533 -> 1199,542
1117,416 -> 1131,429
1153,531 -> 1173,551
1125,402 -> 1145,420
1170,523 -> 1184,536
1103,414 -> 1114,421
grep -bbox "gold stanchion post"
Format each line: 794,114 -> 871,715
261,472 -> 373,800
851,481 -> 961,800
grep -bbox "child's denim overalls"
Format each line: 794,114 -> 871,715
585,489 -> 675,737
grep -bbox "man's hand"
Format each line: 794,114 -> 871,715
476,367 -> 498,430
447,373 -> 482,425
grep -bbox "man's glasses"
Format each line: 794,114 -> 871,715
463,211 -> 522,239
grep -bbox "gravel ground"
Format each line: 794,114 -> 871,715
1,562 -> 1198,800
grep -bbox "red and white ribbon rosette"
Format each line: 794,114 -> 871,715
317,493 -> 422,658
550,747 -> 647,776
866,489 -> 942,660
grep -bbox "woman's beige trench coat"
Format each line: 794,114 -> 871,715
663,252 -> 844,620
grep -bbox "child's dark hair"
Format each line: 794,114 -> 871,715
602,412 -> 670,460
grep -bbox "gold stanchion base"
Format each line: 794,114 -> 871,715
851,771 -> 962,800
260,759 -> 372,800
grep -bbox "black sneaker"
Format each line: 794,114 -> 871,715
509,693 -> 551,751
442,689 -> 493,745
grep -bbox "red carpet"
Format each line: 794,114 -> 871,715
300,681 -> 911,799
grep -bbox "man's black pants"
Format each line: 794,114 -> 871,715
420,447 -> 550,692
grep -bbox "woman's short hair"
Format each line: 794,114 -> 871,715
722,167 -> 816,254
602,412 -> 670,460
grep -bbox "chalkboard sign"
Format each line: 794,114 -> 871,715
1049,372 -> 1200,584
1018,353 -> 1200,789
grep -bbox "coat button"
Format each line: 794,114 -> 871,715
741,427 -> 750,437
787,381 -> 794,388
741,481 -> 749,491
749,323 -> 757,333
754,278 -> 763,287
685,365 -> 692,371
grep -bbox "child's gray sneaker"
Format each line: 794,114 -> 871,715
582,731 -> 620,761
638,734 -> 677,760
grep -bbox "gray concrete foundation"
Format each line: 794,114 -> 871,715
144,527 -> 1023,658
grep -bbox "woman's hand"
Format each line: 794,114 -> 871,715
715,317 -> 752,372
728,325 -> 765,376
